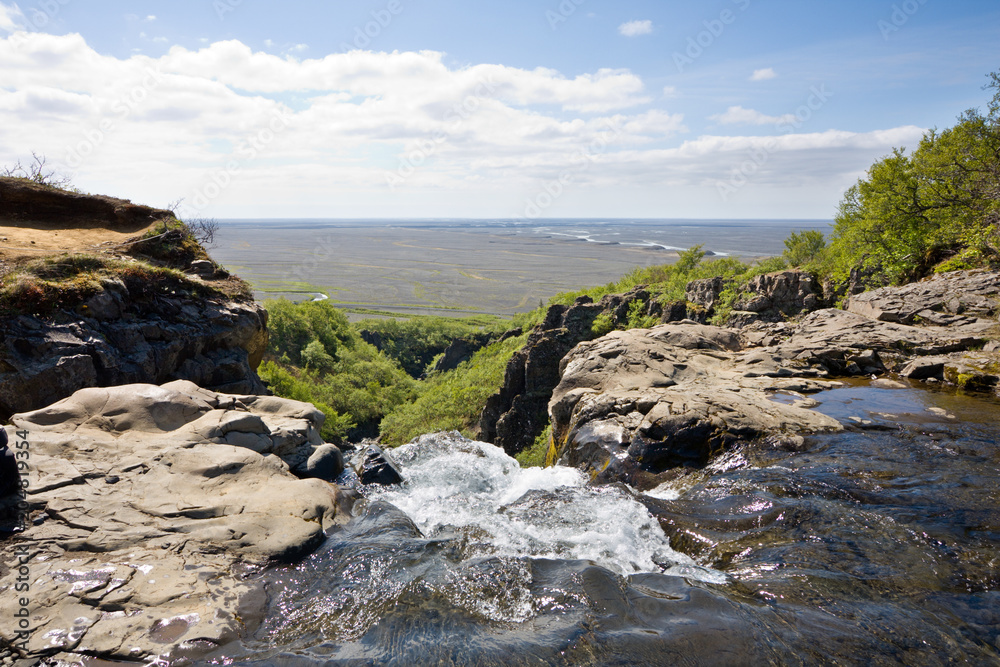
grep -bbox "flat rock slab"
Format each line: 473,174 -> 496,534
550,323 -> 845,483
549,308 -> 998,485
0,380 -> 346,664
846,269 -> 1000,326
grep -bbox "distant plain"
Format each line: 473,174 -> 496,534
210,219 -> 832,318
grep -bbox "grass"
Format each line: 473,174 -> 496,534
0,253 -> 226,317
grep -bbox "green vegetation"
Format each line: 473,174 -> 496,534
516,425 -> 552,468
259,299 -> 417,442
379,332 -> 528,446
259,71 -> 1000,464
353,314 -> 506,377
0,253 -> 223,317
823,72 -> 1000,288
783,230 -> 827,268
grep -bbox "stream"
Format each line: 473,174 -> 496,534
208,381 -> 1000,666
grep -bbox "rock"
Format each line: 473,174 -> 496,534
727,270 -> 823,327
686,271 -> 822,326
188,259 -> 216,277
0,381 -> 347,665
0,429 -> 17,498
358,443 -> 404,486
685,276 -> 727,311
846,270 -> 1000,325
479,287 -> 702,456
0,298 -> 269,420
431,333 -> 497,374
549,323 -> 844,484
0,177 -> 172,227
306,443 -> 345,482
871,378 -> 908,390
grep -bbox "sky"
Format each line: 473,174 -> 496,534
0,1 -> 997,220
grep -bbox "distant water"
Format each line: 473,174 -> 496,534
211,218 -> 833,317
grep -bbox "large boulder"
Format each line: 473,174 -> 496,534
0,381 -> 347,665
479,288 -> 703,456
549,323 -> 843,485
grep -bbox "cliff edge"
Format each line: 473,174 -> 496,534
0,177 -> 268,419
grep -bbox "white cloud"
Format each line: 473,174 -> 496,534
750,68 -> 777,81
0,3 -> 23,32
145,15 -> 157,22
0,30 -> 926,218
618,20 -> 652,37
288,43 -> 308,54
711,105 -> 797,126
662,85 -> 677,98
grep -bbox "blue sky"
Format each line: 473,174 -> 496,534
0,0 -> 997,219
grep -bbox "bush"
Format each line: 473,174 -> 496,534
783,230 -> 826,267
354,315 -> 504,377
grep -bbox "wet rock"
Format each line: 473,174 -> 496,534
550,296 -> 1000,481
0,380 -> 347,665
358,443 -> 404,486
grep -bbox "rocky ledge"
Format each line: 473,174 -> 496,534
0,381 -> 348,665
548,270 -> 1000,487
0,292 -> 269,420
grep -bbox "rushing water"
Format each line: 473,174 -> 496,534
210,382 -> 1000,666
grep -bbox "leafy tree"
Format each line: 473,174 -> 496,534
827,71 -> 1000,287
783,230 -> 826,267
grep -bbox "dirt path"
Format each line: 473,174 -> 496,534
0,218 -> 158,263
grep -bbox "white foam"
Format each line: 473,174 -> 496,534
368,433 -> 724,582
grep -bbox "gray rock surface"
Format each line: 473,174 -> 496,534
846,269 -> 1000,325
0,293 -> 268,420
686,270 -> 823,327
549,291 -> 999,484
0,381 -> 347,665
479,288 -> 704,456
549,322 -> 844,484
